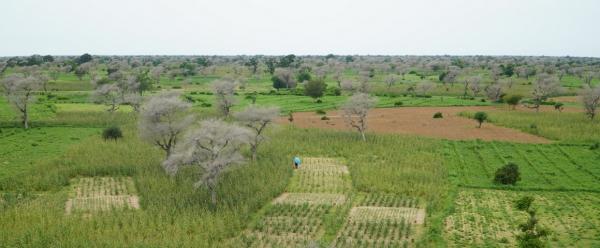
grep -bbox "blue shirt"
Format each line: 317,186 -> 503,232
293,157 -> 301,165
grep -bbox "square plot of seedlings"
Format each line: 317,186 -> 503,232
349,206 -> 426,225
272,193 -> 347,205
65,177 -> 140,214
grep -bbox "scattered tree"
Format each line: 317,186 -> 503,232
272,68 -> 296,90
342,93 -> 377,141
102,126 -> 123,141
581,85 -> 600,120
0,74 -> 42,128
162,119 -> 251,208
494,162 -> 521,185
514,196 -> 550,248
92,84 -> 122,112
384,74 -> 397,89
304,78 -> 327,102
474,111 -> 488,128
527,74 -> 561,112
212,79 -> 238,117
234,105 -> 280,160
485,83 -> 504,102
504,95 -> 523,110
139,92 -> 193,158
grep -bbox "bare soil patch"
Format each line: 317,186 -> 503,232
280,106 -> 551,143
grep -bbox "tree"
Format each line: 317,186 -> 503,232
234,105 -> 280,160
527,74 -> 561,112
245,57 -> 259,74
504,95 -> 523,110
514,196 -> 550,248
304,78 -> 327,101
416,82 -> 435,96
264,58 -> 277,75
463,76 -> 481,98
582,72 -> 596,87
485,83 -> 504,102
494,162 -> 521,185
139,92 -> 193,158
1,74 -> 42,129
92,84 -> 122,112
296,66 -> 312,83
342,93 -> 377,141
384,74 -> 397,89
162,119 -> 251,208
77,53 -> 93,65
212,79 -> 238,117
278,54 -> 296,68
581,85 -> 600,120
272,68 -> 296,90
474,111 -> 488,128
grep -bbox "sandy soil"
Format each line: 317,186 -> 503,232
279,106 -> 551,143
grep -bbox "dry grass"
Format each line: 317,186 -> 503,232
65,177 -> 139,214
273,193 -> 347,205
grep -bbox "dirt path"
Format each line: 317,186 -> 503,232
280,106 -> 552,144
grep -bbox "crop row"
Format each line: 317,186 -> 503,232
357,193 -> 419,208
272,193 -> 347,205
72,177 -> 136,198
444,189 -> 600,247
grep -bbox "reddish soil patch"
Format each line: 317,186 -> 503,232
279,106 -> 551,143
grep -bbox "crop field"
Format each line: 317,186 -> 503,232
445,141 -> 600,190
444,189 -> 600,247
65,177 -> 140,214
332,193 -> 426,248
233,157 -> 351,247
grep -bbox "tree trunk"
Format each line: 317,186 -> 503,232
23,108 -> 29,129
478,122 -> 482,128
210,189 -> 217,209
360,131 -> 366,141
251,145 -> 257,161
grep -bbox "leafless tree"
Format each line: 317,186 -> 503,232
469,78 -> 482,97
332,70 -> 343,88
416,82 -> 435,96
340,79 -> 355,93
582,72 -> 596,87
234,105 -> 280,160
139,91 -> 193,158
93,84 -> 122,112
342,93 -> 377,141
1,74 -> 42,128
123,93 -> 143,112
463,76 -> 481,98
274,68 -> 296,89
485,83 -> 504,102
150,66 -> 164,84
384,74 -> 397,89
162,119 -> 251,208
581,86 -> 600,120
212,79 -> 238,117
527,74 -> 561,112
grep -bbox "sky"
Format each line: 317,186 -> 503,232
1,0 -> 599,57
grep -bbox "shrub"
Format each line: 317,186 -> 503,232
433,112 -> 443,118
494,162 -> 521,185
504,94 -> 522,110
590,142 -> 600,150
554,102 -> 564,112
315,109 -> 326,115
315,99 -> 323,103
102,126 -> 123,141
394,101 -> 403,106
474,111 -> 488,128
321,116 -> 330,120
172,86 -> 182,89
200,103 -> 212,108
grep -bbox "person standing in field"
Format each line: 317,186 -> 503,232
293,156 -> 301,169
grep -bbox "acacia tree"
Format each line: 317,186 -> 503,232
581,85 -> 600,120
304,78 -> 327,102
212,79 -> 238,117
93,83 -> 122,112
463,76 -> 481,99
528,74 -> 560,112
582,72 -> 596,87
234,105 -> 280,160
416,82 -> 435,96
272,68 -> 296,90
485,83 -> 504,102
384,74 -> 397,89
514,196 -> 550,248
139,92 -> 193,158
1,74 -> 41,129
342,93 -> 377,141
162,119 -> 251,208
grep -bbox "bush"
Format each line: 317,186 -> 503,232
590,142 -> 600,150
315,99 -> 323,103
504,94 -> 522,109
494,162 -> 521,185
315,109 -> 326,115
394,101 -> 403,106
433,112 -> 443,118
474,111 -> 488,128
102,126 -> 123,141
320,116 -> 330,120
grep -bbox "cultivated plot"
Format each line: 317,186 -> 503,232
444,189 -> 600,247
65,177 -> 140,214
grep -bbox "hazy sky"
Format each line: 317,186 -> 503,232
1,0 -> 599,56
